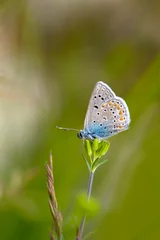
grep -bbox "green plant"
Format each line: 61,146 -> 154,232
76,139 -> 110,240
46,139 -> 110,240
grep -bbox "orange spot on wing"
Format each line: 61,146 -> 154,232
119,110 -> 123,115
108,101 -> 112,106
117,106 -> 121,110
120,117 -> 124,121
114,103 -> 117,106
119,125 -> 123,129
102,103 -> 107,107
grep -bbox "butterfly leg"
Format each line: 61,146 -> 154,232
91,134 -> 109,143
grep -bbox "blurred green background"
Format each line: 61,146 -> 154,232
0,0 -> 160,239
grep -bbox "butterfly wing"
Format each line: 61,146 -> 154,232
84,81 -> 130,139
84,81 -> 115,128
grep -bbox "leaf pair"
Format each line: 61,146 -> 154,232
83,139 -> 110,172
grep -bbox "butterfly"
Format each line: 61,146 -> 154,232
57,81 -> 131,141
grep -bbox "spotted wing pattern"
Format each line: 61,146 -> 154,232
84,81 -> 130,139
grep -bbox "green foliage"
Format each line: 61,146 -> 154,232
92,158 -> 108,172
84,139 -> 110,172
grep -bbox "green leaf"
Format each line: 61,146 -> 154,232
82,154 -> 91,171
92,138 -> 99,152
92,158 -> 108,172
94,141 -> 110,159
98,142 -> 110,158
91,157 -> 100,172
84,140 -> 92,159
94,159 -> 108,171
92,138 -> 100,161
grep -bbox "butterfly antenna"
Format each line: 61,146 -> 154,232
56,126 -> 79,132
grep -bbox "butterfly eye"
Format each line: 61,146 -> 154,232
77,132 -> 83,139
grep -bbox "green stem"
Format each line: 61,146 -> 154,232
87,171 -> 94,200
77,171 -> 95,240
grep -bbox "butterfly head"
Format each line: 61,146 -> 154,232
77,130 -> 85,139
77,129 -> 97,141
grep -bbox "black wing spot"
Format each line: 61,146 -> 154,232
93,120 -> 96,123
114,120 -> 116,122
104,126 -> 107,129
101,97 -> 104,101
99,95 -> 101,97
110,131 -> 113,134
110,108 -> 113,111
94,96 -> 97,99
100,123 -> 102,126
103,117 -> 106,120
94,105 -> 98,109
104,109 -> 106,112
97,112 -> 100,115
112,112 -> 115,114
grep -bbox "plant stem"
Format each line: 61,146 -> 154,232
77,171 -> 95,240
87,171 -> 94,200
46,152 -> 63,240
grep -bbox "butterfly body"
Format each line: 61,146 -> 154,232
78,129 -> 100,141
78,125 -> 125,140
